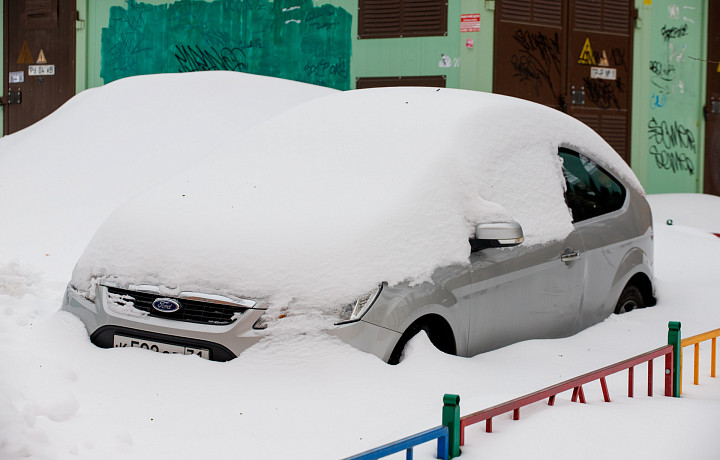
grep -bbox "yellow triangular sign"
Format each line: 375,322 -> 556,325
716,60 -> 720,73
36,49 -> 47,64
16,40 -> 34,64
578,37 -> 596,65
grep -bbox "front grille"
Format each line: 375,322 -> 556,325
105,286 -> 248,326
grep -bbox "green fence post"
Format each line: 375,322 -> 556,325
668,321 -> 682,397
442,394 -> 460,458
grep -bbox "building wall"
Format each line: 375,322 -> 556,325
631,0 -> 708,193
2,0 -> 713,194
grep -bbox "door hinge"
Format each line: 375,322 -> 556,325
74,10 -> 85,30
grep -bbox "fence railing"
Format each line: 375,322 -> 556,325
458,345 -> 673,446
679,327 -> 720,394
344,321 -> 720,459
343,425 -> 449,460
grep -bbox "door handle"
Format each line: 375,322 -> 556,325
561,251 -> 580,263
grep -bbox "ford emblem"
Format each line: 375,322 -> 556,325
152,298 -> 181,313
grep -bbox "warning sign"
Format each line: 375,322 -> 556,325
578,37 -> 596,65
460,14 -> 481,33
717,60 -> 720,73
16,40 -> 34,64
36,49 -> 47,64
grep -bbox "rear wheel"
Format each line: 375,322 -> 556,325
614,284 -> 644,314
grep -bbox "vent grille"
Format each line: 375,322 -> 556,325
575,113 -> 628,160
359,0 -> 447,38
574,0 -> 630,34
501,0 -> 562,27
106,287 -> 248,326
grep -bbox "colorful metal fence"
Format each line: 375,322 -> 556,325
457,345 -> 674,447
345,321 -> 720,459
679,326 -> 720,394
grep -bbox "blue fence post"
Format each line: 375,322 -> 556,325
442,394 -> 460,458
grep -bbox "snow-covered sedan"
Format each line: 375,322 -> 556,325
62,87 -> 655,363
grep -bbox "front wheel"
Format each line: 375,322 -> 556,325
387,316 -> 456,365
614,284 -> 644,314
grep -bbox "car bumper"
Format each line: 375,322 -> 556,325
61,285 -> 265,361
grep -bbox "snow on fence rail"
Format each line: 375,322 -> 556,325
344,321 -> 720,459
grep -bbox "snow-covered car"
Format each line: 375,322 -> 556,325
61,87 -> 655,363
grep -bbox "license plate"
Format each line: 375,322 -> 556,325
113,334 -> 210,359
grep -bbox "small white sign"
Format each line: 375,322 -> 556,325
28,65 -> 55,76
9,71 -> 24,83
590,67 -> 617,80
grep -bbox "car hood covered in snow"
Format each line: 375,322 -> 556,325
70,87 -> 643,314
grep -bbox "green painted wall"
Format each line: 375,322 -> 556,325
76,0 -> 495,93
631,0 -> 707,193
321,0 -> 493,91
96,0 -> 351,89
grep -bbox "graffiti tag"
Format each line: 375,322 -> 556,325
510,29 -> 561,97
647,117 -> 695,175
175,45 -> 248,72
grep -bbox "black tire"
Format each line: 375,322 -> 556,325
388,317 -> 456,365
614,284 -> 644,314
388,322 -> 428,365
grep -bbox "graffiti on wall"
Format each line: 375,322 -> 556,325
648,117 -> 696,175
101,0 -> 352,90
646,2 -> 700,180
510,29 -> 561,97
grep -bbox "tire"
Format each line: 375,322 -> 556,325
388,317 -> 456,365
388,322 -> 428,365
614,284 -> 644,314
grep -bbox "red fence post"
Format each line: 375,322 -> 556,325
665,349 -> 674,397
628,366 -> 634,398
600,377 -> 610,402
648,359 -> 653,397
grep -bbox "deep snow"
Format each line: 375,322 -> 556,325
1,74 -> 719,459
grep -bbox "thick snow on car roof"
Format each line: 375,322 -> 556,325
71,87 -> 643,312
0,72 -> 337,285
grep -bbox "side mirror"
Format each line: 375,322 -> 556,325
470,221 -> 524,252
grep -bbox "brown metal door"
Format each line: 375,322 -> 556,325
704,0 -> 720,195
3,0 -> 76,135
566,0 -> 633,163
494,0 -> 634,163
493,0 -> 567,110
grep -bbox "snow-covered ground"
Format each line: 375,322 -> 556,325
2,74 -> 720,458
3,194 -> 720,460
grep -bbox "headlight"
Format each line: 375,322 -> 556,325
335,284 -> 382,325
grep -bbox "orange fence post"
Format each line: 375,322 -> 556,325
694,343 -> 700,385
712,337 -> 717,378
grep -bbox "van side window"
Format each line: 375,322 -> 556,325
559,148 -> 626,222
